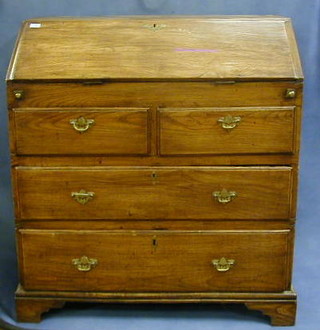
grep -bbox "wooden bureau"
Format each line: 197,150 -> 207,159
6,16 -> 303,326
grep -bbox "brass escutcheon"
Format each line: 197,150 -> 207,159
70,116 -> 95,133
213,189 -> 237,204
71,190 -> 95,205
212,257 -> 235,272
72,256 -> 98,272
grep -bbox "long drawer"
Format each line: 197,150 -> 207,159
13,108 -> 150,155
159,107 -> 295,155
18,229 -> 291,292
15,167 -> 292,220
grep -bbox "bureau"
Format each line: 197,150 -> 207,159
6,16 -> 303,326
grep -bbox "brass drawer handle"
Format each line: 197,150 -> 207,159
217,115 -> 241,130
71,189 -> 95,205
72,256 -> 98,272
70,116 -> 95,133
212,257 -> 235,272
213,189 -> 237,204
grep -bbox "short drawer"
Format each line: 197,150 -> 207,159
19,229 -> 291,292
13,108 -> 149,155
15,166 -> 292,220
159,107 -> 295,155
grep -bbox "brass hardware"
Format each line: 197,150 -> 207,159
218,115 -> 241,130
70,116 -> 95,133
212,257 -> 235,272
213,189 -> 237,204
71,190 -> 95,205
143,23 -> 166,31
285,88 -> 296,99
72,256 -> 98,272
13,90 -> 24,100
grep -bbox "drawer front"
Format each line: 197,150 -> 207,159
13,109 -> 149,155
16,167 -> 292,220
19,230 -> 290,292
159,107 -> 295,155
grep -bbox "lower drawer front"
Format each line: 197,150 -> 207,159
19,230 -> 290,292
16,167 -> 292,220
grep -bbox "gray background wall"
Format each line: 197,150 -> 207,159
0,1 -> 319,329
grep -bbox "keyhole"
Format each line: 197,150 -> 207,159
152,236 -> 158,250
151,172 -> 158,179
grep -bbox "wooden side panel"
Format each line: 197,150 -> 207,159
15,167 -> 292,220
19,229 -> 290,292
13,108 -> 150,155
159,107 -> 295,155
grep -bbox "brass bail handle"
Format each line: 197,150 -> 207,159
70,116 -> 95,133
213,189 -> 237,204
72,256 -> 98,272
212,257 -> 235,272
71,190 -> 95,205
217,115 -> 241,130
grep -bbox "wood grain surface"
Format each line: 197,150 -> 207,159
7,81 -> 302,109
18,229 -> 290,292
7,16 -> 302,81
159,107 -> 295,155
15,166 -> 292,220
246,301 -> 297,326
13,108 -> 150,155
18,219 -> 294,231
